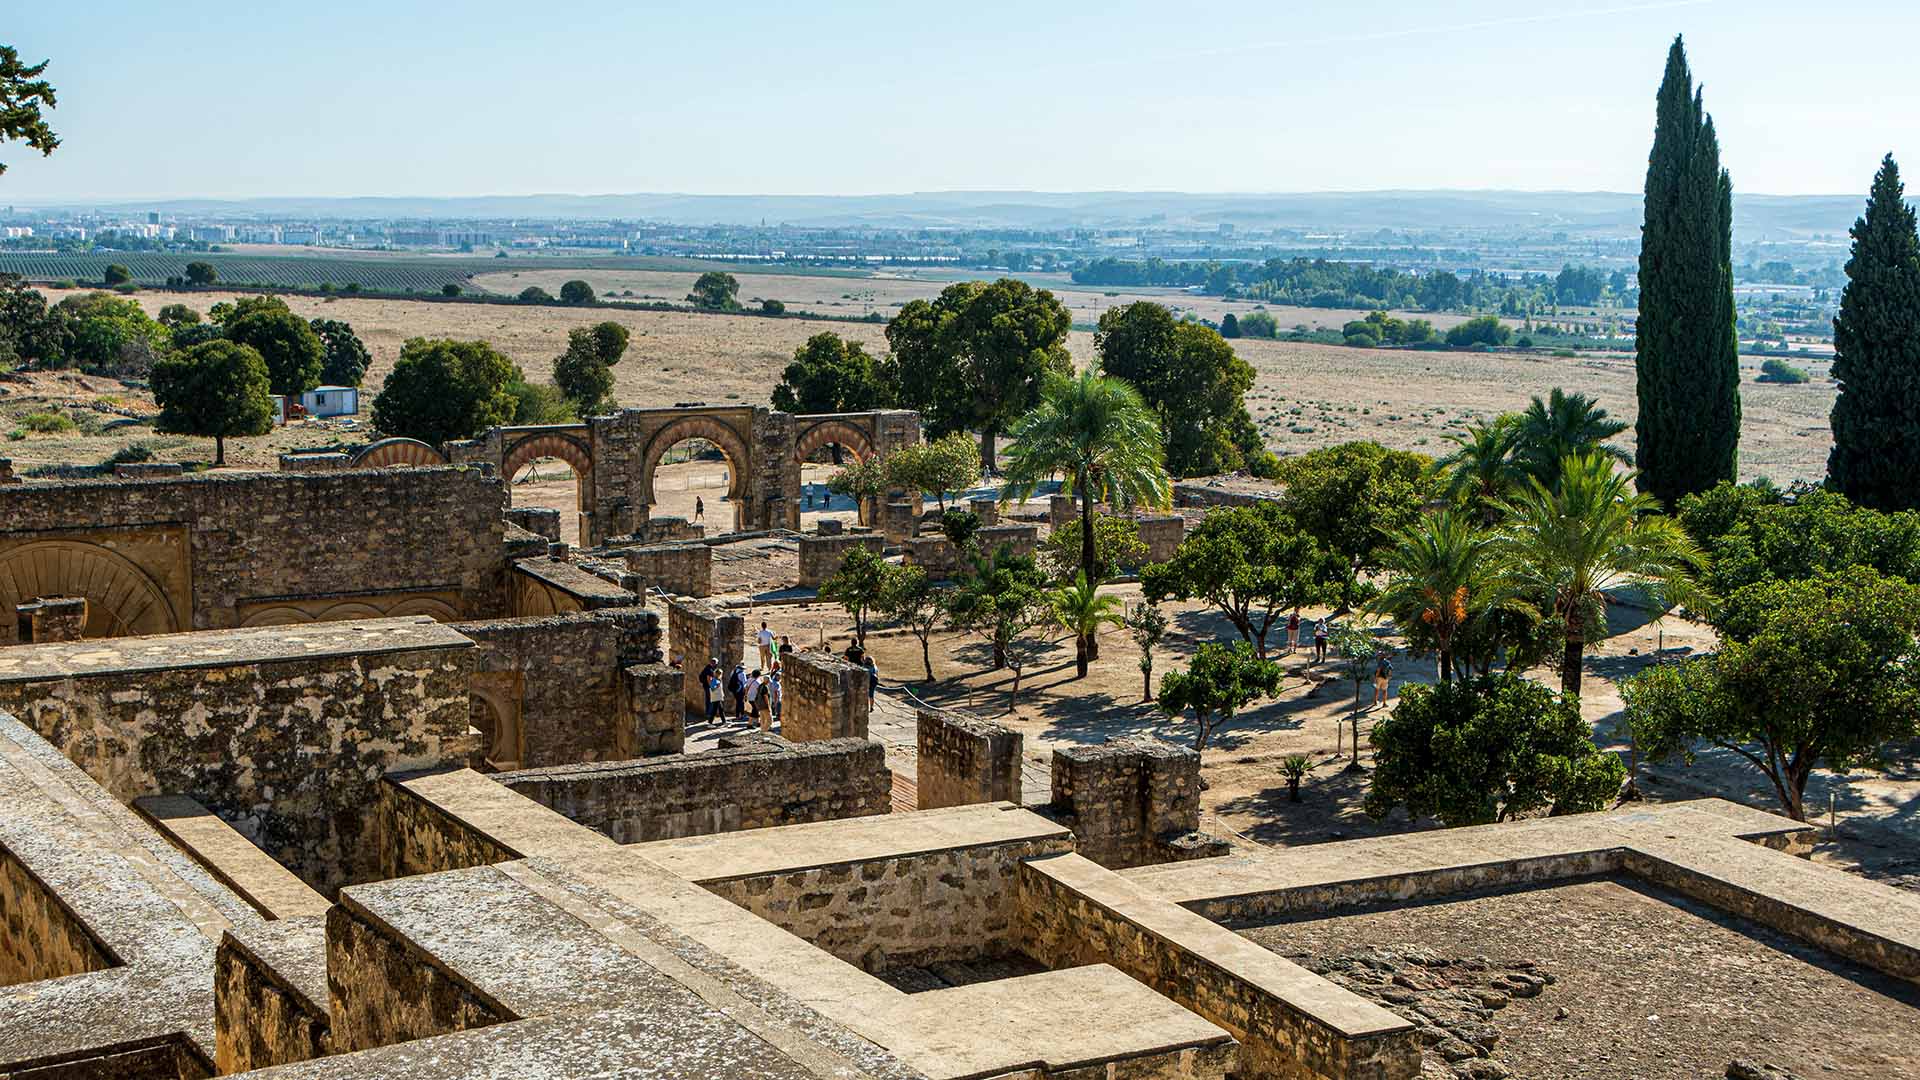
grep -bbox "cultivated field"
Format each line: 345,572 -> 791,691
6,287 -> 1837,486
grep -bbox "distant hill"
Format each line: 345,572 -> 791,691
23,190 -> 1867,241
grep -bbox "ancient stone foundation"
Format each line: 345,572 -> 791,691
917,707 -> 1022,809
780,649 -> 871,742
883,500 -> 919,546
625,542 -> 713,598
1136,513 -> 1188,565
496,734 -> 889,843
0,458 -> 18,485
667,597 -> 743,711
1049,738 -> 1229,869
798,533 -> 886,588
904,534 -> 962,578
968,496 -> 999,526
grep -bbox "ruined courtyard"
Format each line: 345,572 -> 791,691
0,403 -> 1916,1080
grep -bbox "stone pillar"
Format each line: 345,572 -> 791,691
667,598 -> 744,713
1134,514 -> 1187,567
15,597 -> 87,643
1048,494 -> 1076,527
1049,738 -> 1224,869
797,534 -> 886,589
904,535 -> 960,578
505,506 -> 562,542
815,518 -> 844,537
916,707 -> 1022,810
626,543 -> 713,599
619,663 -> 685,757
779,649 -> 870,742
883,500 -> 918,546
968,497 -> 999,527
0,458 -> 18,485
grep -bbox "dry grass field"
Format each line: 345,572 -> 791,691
5,287 -> 1836,486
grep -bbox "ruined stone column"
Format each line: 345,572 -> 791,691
667,598 -> 743,713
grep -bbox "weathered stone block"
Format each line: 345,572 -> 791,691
798,533 -> 886,589
626,543 -> 712,599
504,506 -> 562,541
1135,513 -> 1187,566
917,707 -> 1021,809
1050,737 -> 1221,869
780,649 -> 870,742
976,523 -> 1039,560
14,596 -> 86,643
667,598 -> 743,712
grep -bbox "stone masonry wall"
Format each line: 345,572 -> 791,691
370,774 -> 521,882
904,536 -> 961,578
976,523 -> 1039,560
780,649 -> 870,742
704,833 -> 1072,974
1049,738 -> 1226,869
495,734 -> 889,844
0,467 -> 508,643
0,629 -> 476,892
667,598 -> 744,711
916,707 -> 1022,810
325,898 -> 507,1054
453,611 -> 665,769
798,534 -> 886,589
618,663 -> 684,757
15,597 -> 86,643
625,543 -> 712,599
1135,514 -> 1187,566
0,841 -> 113,986
503,507 -> 561,542
215,917 -> 330,1072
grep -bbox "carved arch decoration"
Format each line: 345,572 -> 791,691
793,419 -> 876,465
350,438 -> 448,469
638,416 -> 753,508
501,431 -> 595,512
236,593 -> 465,628
0,540 -> 181,640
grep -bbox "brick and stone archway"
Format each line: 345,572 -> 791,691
502,430 -> 595,515
0,540 -> 182,640
793,418 -> 878,465
792,411 -> 924,525
349,437 -> 448,469
638,415 -> 755,529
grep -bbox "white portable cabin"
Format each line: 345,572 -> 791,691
300,386 -> 360,418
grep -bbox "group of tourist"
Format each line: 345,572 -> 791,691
695,622 -> 795,730
1283,611 -> 1392,707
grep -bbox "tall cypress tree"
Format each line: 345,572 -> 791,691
1635,36 -> 1740,506
1828,156 -> 1920,510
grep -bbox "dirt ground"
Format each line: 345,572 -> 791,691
1241,877 -> 1920,1080
7,288 -> 1837,486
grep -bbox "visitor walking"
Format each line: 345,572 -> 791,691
1285,611 -> 1300,655
694,496 -> 705,522
726,661 -> 747,721
768,665 -> 783,726
756,621 -> 775,670
1313,618 -> 1328,664
743,669 -> 764,728
1372,654 -> 1393,708
698,657 -> 719,724
863,655 -> 879,696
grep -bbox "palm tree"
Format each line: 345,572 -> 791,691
1431,417 -> 1524,523
1002,368 -> 1171,593
1368,508 -> 1511,681
1495,451 -> 1706,698
1049,571 -> 1126,678
1513,388 -> 1630,490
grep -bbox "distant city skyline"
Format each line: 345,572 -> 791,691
5,0 -> 1916,201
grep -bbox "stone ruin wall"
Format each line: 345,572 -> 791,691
624,543 -> 712,598
0,467 -> 509,644
13,596 -> 85,643
976,523 -> 1039,560
779,649 -> 870,742
0,840 -> 112,985
667,598 -> 743,711
1135,513 -> 1187,566
216,917 -> 330,1073
916,707 -> 1022,810
503,506 -> 561,542
496,734 -> 890,844
798,534 -> 886,588
1048,738 -> 1230,869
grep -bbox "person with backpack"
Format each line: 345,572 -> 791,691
1372,653 -> 1393,708
698,657 -> 719,724
726,661 -> 747,721
744,668 -> 765,728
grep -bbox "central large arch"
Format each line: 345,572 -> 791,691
639,415 -> 753,530
793,419 -> 877,465
0,540 -> 181,640
502,431 -> 595,515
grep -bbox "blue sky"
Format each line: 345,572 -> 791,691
4,0 -> 1915,200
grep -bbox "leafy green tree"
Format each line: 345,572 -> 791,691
1220,312 -> 1241,338
559,279 -> 595,305
1512,388 -> 1629,490
184,261 -> 217,286
518,286 -> 554,303
1001,369 -> 1170,589
885,432 -> 980,510
309,318 -> 370,386
1369,509 -> 1518,682
1274,441 -> 1432,607
1050,571 -> 1125,678
826,455 -> 889,509
1094,302 -> 1261,476
1678,484 -> 1920,599
224,295 -> 324,395
879,563 -> 944,682
1236,310 -> 1278,338
0,46 -> 58,175
1281,755 -> 1316,802
771,332 -> 891,415
761,298 -> 786,315
1124,602 -> 1168,702
883,278 -> 1073,471
939,508 -> 981,550
371,337 -> 518,446
1636,35 -> 1740,507
440,283 -> 461,297
1495,452 -> 1705,698
1039,515 -> 1148,583
49,291 -> 169,374
150,340 -> 274,466
505,376 -> 575,425
1827,155 -> 1920,509
0,275 -> 58,365
946,546 -> 1049,671
1431,416 -> 1523,524
1141,501 -> 1346,657
1157,640 -> 1285,758
103,264 -> 132,287
820,546 -> 890,647
550,322 -> 628,418
1365,674 -> 1625,826
1625,567 -> 1920,821
1443,315 -> 1510,347
1328,622 -> 1383,764
687,271 -> 741,311
156,303 -> 200,329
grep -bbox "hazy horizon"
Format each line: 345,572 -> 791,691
6,0 -> 1917,202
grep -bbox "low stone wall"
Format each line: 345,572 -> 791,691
326,896 -> 507,1054
620,663 -> 684,758
277,452 -> 351,472
916,707 -> 1022,810
798,534 -> 886,588
642,516 -> 705,543
1135,514 -> 1187,565
780,649 -> 870,742
370,771 -> 525,882
883,500 -> 918,545
1173,480 -> 1282,509
667,598 -> 743,711
626,543 -> 712,598
508,556 -> 638,617
968,496 -> 998,526
706,828 -> 1072,974
976,523 -> 1039,560
1050,738 -> 1227,869
13,596 -> 86,643
0,458 -> 17,485
0,841 -> 112,985
216,916 -> 330,1072
504,506 -> 562,542
903,535 -> 961,578
495,734 -> 889,844
112,461 -> 184,479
